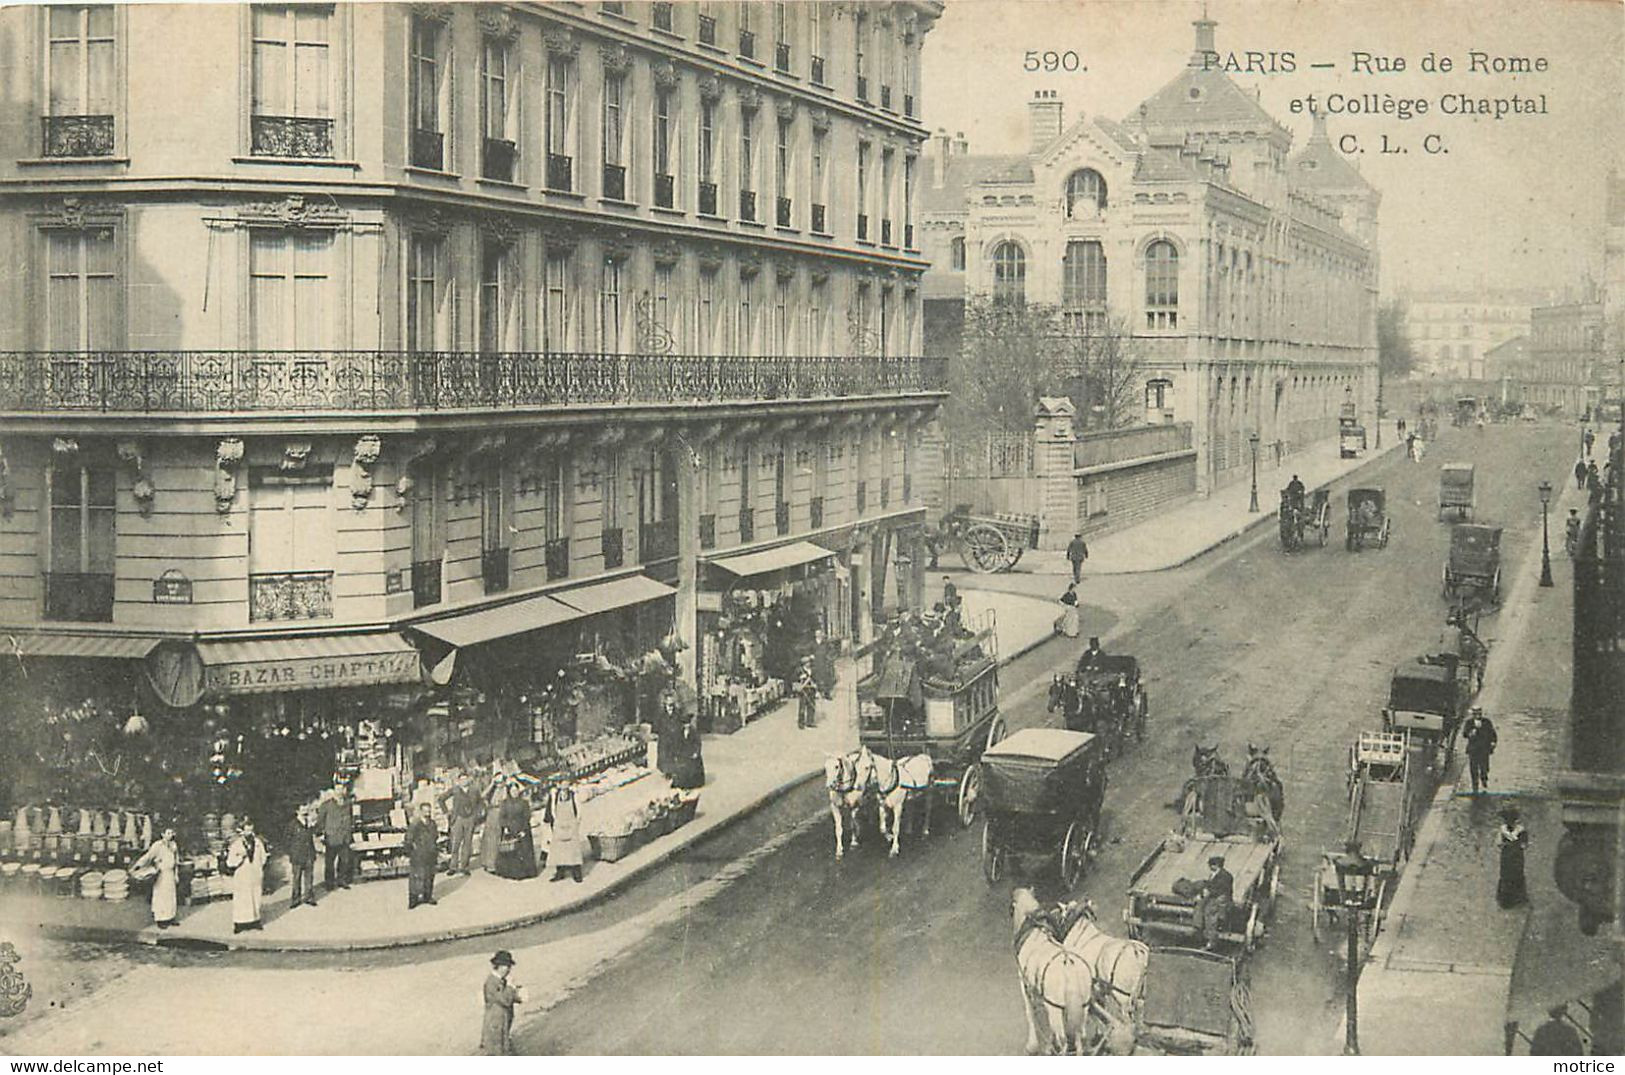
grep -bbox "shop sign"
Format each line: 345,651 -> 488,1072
205,650 -> 422,695
385,569 -> 405,594
152,569 -> 193,605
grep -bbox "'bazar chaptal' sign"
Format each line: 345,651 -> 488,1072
204,647 -> 423,696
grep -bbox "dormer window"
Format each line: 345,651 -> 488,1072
1064,168 -> 1107,217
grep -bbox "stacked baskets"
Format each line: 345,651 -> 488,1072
102,869 -> 129,901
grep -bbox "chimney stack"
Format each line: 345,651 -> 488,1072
933,127 -> 950,188
1028,90 -> 1064,154
1189,18 -> 1217,68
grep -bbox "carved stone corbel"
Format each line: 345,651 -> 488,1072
651,240 -> 682,267
738,249 -> 762,278
775,97 -> 796,122
411,3 -> 453,25
774,260 -> 797,283
477,6 -> 518,41
350,435 -> 382,510
215,439 -> 244,514
394,437 -> 439,510
809,108 -> 832,134
543,26 -> 580,58
652,60 -> 679,91
480,213 -> 521,250
698,73 -> 723,103
600,43 -> 633,77
697,244 -> 724,273
116,440 -> 154,517
279,442 -> 313,473
738,86 -> 762,113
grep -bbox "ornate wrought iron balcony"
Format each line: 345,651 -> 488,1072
0,351 -> 948,416
601,528 -> 625,569
41,115 -> 114,158
482,547 -> 510,593
699,513 -> 717,550
411,559 -> 442,608
639,518 -> 678,562
546,153 -> 573,192
698,179 -> 719,216
776,196 -> 793,228
739,188 -> 757,222
654,172 -> 675,208
811,55 -> 826,85
251,115 -> 334,159
545,536 -> 570,581
250,571 -> 333,622
698,13 -> 716,45
483,138 -> 517,182
652,1 -> 673,31
411,128 -> 444,170
738,29 -> 756,59
43,572 -> 114,622
775,41 -> 792,72
603,162 -> 627,201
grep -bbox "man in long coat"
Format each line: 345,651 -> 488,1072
285,806 -> 318,908
317,786 -> 354,890
479,950 -> 522,1054
1462,707 -> 1498,794
405,802 -> 439,908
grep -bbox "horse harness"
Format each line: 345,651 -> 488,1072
1014,913 -> 1090,1014
869,754 -> 929,797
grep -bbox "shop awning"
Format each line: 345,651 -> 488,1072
553,573 -> 675,615
410,593 -> 581,650
4,633 -> 163,660
707,541 -> 835,579
198,632 -> 423,695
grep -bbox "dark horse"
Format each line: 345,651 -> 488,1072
1241,744 -> 1286,826
1048,675 -> 1091,733
1174,745 -> 1229,808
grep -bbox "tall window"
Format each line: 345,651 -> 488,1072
543,249 -> 575,351
1065,168 -> 1107,217
47,461 -> 115,620
903,155 -> 915,243
248,465 -> 335,621
881,148 -> 894,240
408,461 -> 441,602
250,231 -> 334,349
481,36 -> 515,179
545,54 -> 574,187
879,286 -> 893,356
811,128 -> 827,211
737,273 -> 756,352
776,117 -> 791,208
479,242 -> 507,354
853,11 -> 867,96
654,84 -> 675,203
1063,240 -> 1107,333
739,106 -> 756,198
774,276 -> 790,356
950,235 -> 966,271
481,460 -> 507,557
406,234 -> 441,353
46,227 -> 117,350
856,141 -> 869,237
602,71 -> 626,184
251,6 -> 331,158
698,97 -> 717,212
808,2 -> 827,81
653,262 -> 677,346
601,450 -> 622,530
599,257 -> 623,351
45,6 -> 116,157
696,266 -> 718,350
807,277 -> 826,353
1145,239 -> 1179,329
991,241 -> 1025,306
409,15 -> 448,168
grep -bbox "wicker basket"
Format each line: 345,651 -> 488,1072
591,832 -> 639,863
673,797 -> 699,826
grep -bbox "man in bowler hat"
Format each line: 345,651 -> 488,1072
480,950 -> 523,1054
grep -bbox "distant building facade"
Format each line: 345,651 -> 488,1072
1401,289 -> 1548,381
1527,298 -> 1606,414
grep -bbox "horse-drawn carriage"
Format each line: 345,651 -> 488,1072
1310,732 -> 1418,944
1048,652 -> 1149,759
1439,463 -> 1476,521
939,505 -> 1041,574
1280,487 -> 1331,551
1382,659 -> 1464,773
1124,773 -> 1284,954
1345,487 -> 1391,551
1134,947 -> 1255,1055
1442,524 -> 1502,605
981,728 -> 1107,888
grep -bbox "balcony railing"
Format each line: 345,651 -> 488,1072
546,153 -> 574,192
738,29 -> 756,58
699,513 -> 716,550
653,1 -> 673,31
856,480 -> 867,514
482,547 -> 510,593
856,75 -> 869,102
775,500 -> 790,536
251,115 -> 333,159
857,213 -> 869,241
602,162 -> 627,201
811,203 -> 827,233
601,528 -> 625,569
775,41 -> 792,72
411,559 -> 442,608
483,138 -> 517,182
880,477 -> 891,508
776,196 -> 793,228
698,13 -> 716,45
654,172 -> 675,208
639,518 -> 678,562
905,93 -> 915,118
811,55 -> 826,85
41,114 -> 114,158
411,128 -> 444,170
881,218 -> 893,246
545,536 -> 570,581
42,572 -> 114,622
881,85 -> 893,110
739,189 -> 757,222
698,179 -> 719,216
0,351 -> 950,415
809,496 -> 824,530
250,571 -> 333,623
738,506 -> 755,543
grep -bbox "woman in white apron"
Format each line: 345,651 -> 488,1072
226,818 -> 266,933
544,785 -> 584,883
130,824 -> 180,928
1055,582 -> 1082,638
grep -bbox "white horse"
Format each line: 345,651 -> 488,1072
861,744 -> 934,858
824,750 -> 868,860
1060,900 -> 1150,1055
1011,887 -> 1096,1055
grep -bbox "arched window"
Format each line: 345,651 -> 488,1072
1062,240 -> 1107,333
1144,239 -> 1178,330
991,241 -> 1025,306
1065,169 -> 1107,217
950,236 -> 966,271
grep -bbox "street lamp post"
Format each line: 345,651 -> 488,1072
1539,479 -> 1554,588
1248,431 -> 1261,513
1333,844 -> 1376,1055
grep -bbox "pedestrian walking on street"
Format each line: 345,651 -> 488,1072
544,785 -> 584,883
1575,458 -> 1588,490
1566,509 -> 1583,558
225,817 -> 266,933
129,823 -> 179,928
1462,707 -> 1498,794
405,802 -> 440,908
1407,432 -> 1418,462
285,806 -> 318,908
440,771 -> 481,876
1066,534 -> 1090,584
479,950 -> 523,1054
1495,807 -> 1530,909
796,656 -> 819,729
1055,581 -> 1081,638
1584,428 -> 1595,458
317,785 -> 354,891
942,575 -> 958,610
1530,1005 -> 1586,1055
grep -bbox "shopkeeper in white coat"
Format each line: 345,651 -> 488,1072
226,817 -> 267,933
130,824 -> 180,929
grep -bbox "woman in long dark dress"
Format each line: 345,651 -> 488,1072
670,714 -> 706,790
495,783 -> 539,880
1496,806 -> 1529,908
478,781 -> 505,873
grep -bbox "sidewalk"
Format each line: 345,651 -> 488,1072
1354,475 -> 1616,1054
1,590 -> 1060,953
1018,424 -> 1401,575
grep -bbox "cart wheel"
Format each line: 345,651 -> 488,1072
1492,567 -> 1502,603
1381,519 -> 1392,548
957,764 -> 982,829
981,819 -> 1003,885
1060,821 -> 1089,889
1311,870 -> 1325,942
1244,904 -> 1260,951
961,524 -> 1012,575
986,715 -> 1007,753
1136,692 -> 1148,742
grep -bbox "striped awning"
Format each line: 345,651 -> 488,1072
198,632 -> 422,695
3,633 -> 163,661
706,541 -> 835,579
410,575 -> 676,650
553,574 -> 675,615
